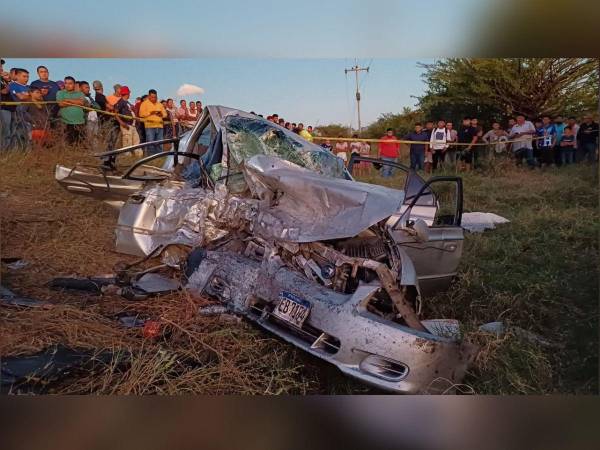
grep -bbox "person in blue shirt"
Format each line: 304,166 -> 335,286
403,123 -> 429,171
559,126 -> 576,165
538,115 -> 556,167
533,118 -> 544,164
8,68 -> 30,102
8,68 -> 30,149
30,65 -> 60,119
29,65 -> 60,101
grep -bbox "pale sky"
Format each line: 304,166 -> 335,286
7,58 -> 433,127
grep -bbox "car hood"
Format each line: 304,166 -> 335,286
244,155 -> 405,242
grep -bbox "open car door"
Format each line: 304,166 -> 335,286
347,154 -> 464,296
55,109 -> 216,209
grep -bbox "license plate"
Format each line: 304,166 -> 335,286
272,292 -> 311,328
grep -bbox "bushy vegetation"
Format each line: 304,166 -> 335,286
330,59 -> 599,140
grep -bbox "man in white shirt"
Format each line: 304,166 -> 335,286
429,120 -> 451,171
509,114 -> 536,167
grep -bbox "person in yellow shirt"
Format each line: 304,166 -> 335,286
297,123 -> 313,142
139,89 -> 167,155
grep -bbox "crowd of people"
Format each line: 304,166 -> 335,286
1,60 -> 598,176
0,60 -> 203,153
255,112 -> 315,142
324,115 -> 598,177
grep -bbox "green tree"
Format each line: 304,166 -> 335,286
363,107 -> 425,139
313,123 -> 351,138
418,58 -> 598,126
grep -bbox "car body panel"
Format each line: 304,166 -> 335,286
390,226 -> 464,296
55,164 -> 145,208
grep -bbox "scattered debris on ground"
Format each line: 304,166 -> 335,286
1,344 -> 124,394
0,285 -> 51,308
2,258 -> 29,270
479,321 -> 564,349
461,212 -> 510,233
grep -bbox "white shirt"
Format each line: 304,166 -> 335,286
429,127 -> 451,150
510,121 -> 535,150
570,123 -> 579,148
350,141 -> 361,154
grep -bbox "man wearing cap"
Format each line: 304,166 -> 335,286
139,89 -> 167,155
114,86 -> 140,149
91,80 -> 111,136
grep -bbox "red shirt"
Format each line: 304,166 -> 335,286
379,135 -> 400,157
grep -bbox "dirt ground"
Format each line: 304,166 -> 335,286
1,145 -> 598,394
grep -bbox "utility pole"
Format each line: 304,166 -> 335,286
345,62 -> 369,134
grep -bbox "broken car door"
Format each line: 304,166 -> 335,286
54,111 -> 215,208
391,176 -> 464,296
347,155 -> 464,296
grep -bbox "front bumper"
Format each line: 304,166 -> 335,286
186,251 -> 477,394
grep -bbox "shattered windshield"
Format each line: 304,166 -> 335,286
223,115 -> 346,179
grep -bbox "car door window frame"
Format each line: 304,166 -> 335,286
347,154 -> 434,205
346,154 -> 462,229
393,176 -> 463,229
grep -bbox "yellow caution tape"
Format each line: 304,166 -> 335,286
0,100 -> 178,125
312,134 -> 546,146
3,100 -> 575,146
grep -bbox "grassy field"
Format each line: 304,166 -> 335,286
0,144 -> 598,394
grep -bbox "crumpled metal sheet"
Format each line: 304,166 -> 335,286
115,181 -> 260,256
244,155 -> 405,242
115,184 -> 213,255
116,155 -> 404,254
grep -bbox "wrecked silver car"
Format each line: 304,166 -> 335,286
56,106 -> 477,393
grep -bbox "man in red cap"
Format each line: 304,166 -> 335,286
114,85 -> 140,149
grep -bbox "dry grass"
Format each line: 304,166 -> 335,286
0,142 -> 337,395
356,157 -> 599,394
1,141 -> 597,394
